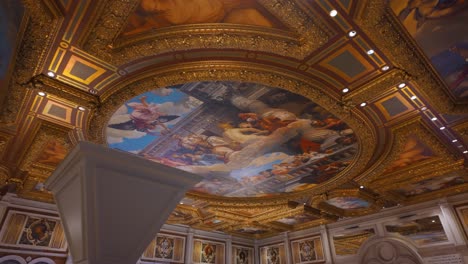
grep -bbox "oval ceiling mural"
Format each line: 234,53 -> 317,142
106,82 -> 358,197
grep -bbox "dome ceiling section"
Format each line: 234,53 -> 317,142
105,82 -> 361,198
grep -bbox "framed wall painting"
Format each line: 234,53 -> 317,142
290,236 -> 325,264
232,245 -> 254,264
141,233 -> 186,263
193,238 -> 225,264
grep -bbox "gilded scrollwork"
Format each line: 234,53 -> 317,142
0,0 -> 62,124
81,0 -> 330,65
354,0 -> 468,114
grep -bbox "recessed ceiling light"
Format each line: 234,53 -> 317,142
38,91 -> 46,97
440,126 -> 446,130
360,102 -> 367,107
47,71 -> 56,78
452,139 -> 458,143
431,117 -> 438,121
78,106 -> 86,111
463,150 -> 468,154
342,88 -> 349,93
360,185 -> 364,189
329,10 -> 338,17
410,95 -> 417,100
348,30 -> 357,37
398,83 -> 406,88
421,107 -> 427,111
367,49 -> 375,55
431,220 -> 436,223
381,66 -> 390,71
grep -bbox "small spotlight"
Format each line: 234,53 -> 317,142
38,91 -> 46,97
367,49 -> 375,55
360,102 -> 367,107
329,10 -> 338,17
452,139 -> 458,143
440,127 -> 446,130
398,83 -> 406,88
179,202 -> 183,204
381,66 -> 390,71
421,107 -> 427,111
463,150 -> 468,154
348,30 -> 357,37
47,71 -> 56,78
303,203 -> 306,205
360,185 -> 364,189
410,95 -> 417,100
342,88 -> 349,93
431,117 -> 438,121
432,220 -> 436,223
78,106 -> 86,111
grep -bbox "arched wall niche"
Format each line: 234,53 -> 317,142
358,236 -> 424,264
85,60 -> 388,203
0,256 -> 27,264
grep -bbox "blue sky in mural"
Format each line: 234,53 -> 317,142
107,88 -> 201,152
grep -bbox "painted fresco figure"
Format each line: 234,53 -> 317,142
300,241 -> 316,261
392,0 -> 467,35
108,96 -> 180,134
125,0 -> 275,35
172,134 -> 239,162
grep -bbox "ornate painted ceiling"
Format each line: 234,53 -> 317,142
0,0 -> 467,239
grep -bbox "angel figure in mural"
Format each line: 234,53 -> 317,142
391,0 -> 468,35
108,96 -> 180,134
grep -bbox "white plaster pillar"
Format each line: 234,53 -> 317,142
439,200 -> 467,246
185,228 -> 195,264
226,236 -> 232,264
65,254 -> 73,264
254,242 -> 260,264
45,142 -> 202,264
375,222 -> 387,237
283,232 -> 291,264
320,225 -> 333,264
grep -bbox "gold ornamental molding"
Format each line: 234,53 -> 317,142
355,116 -> 461,185
80,0 -> 330,65
354,0 -> 468,114
1,0 -> 63,124
86,60 -> 379,205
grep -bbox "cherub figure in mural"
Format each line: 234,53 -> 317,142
108,96 -> 180,134
391,0 -> 468,35
124,0 -> 275,35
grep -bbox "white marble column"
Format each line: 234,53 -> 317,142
226,236 -> 233,264
185,228 -> 195,264
45,142 -> 202,264
254,242 -> 260,264
320,225 -> 333,264
439,200 -> 467,246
